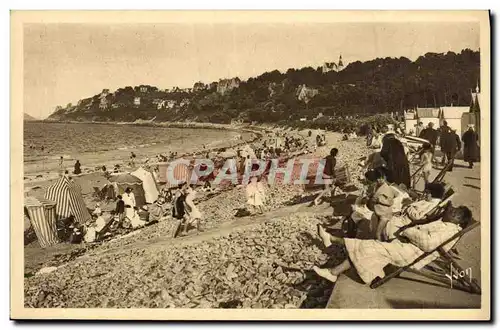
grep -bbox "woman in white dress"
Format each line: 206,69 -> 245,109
246,176 -> 266,214
120,187 -> 145,228
121,187 -> 136,220
181,185 -> 203,234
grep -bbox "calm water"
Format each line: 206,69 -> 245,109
24,122 -> 238,158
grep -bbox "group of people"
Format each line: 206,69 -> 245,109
312,164 -> 473,286
171,182 -> 203,236
416,121 -> 480,171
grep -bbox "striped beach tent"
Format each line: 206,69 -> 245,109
157,162 -> 193,188
44,176 -> 91,224
24,196 -> 59,248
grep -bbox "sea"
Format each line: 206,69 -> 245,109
23,122 -> 241,159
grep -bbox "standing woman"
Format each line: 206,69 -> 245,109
122,187 -> 136,221
73,160 -> 82,175
313,148 -> 339,206
246,176 -> 266,214
462,125 -> 480,169
182,185 -> 203,235
380,134 -> 411,188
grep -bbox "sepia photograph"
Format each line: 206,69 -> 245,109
10,10 -> 490,320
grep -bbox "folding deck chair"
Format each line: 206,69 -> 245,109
370,193 -> 481,295
410,158 -> 454,198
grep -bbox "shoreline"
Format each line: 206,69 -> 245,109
24,124 -> 265,188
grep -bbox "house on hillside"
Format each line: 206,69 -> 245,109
134,97 -> 141,106
166,100 -> 176,109
99,89 -> 110,109
193,82 -> 207,92
140,86 -> 148,93
179,99 -> 191,107
217,78 -> 240,95
296,84 -> 319,104
322,54 -> 345,74
313,112 -> 324,121
153,99 -> 166,110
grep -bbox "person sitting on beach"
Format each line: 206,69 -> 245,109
94,212 -> 106,233
201,180 -> 214,193
357,167 -> 396,241
92,203 -> 102,216
312,204 -> 472,285
384,182 -> 445,241
73,160 -> 82,175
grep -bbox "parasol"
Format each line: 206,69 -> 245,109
108,173 -> 142,185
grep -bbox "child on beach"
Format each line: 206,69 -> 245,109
419,143 -> 434,185
58,156 -> 64,176
115,195 -> 125,224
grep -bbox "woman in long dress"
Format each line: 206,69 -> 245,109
246,176 -> 266,214
122,187 -> 136,220
181,185 -> 203,234
462,125 -> 480,169
380,134 -> 411,188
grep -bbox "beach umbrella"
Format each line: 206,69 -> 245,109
108,173 -> 142,184
108,173 -> 146,206
24,196 -> 59,248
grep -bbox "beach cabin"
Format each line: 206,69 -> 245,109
440,106 -> 470,136
404,107 -> 440,135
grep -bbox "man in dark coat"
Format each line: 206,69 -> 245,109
445,129 -> 461,172
419,122 -> 439,162
439,121 -> 452,166
380,134 -> 411,188
462,126 -> 480,168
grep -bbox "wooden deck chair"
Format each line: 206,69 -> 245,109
370,193 -> 481,294
410,163 -> 425,189
370,221 -> 481,294
410,159 -> 454,197
92,187 -> 102,200
432,158 -> 454,183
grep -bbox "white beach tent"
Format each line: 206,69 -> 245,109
131,167 -> 159,203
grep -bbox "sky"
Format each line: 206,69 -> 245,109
23,22 -> 479,119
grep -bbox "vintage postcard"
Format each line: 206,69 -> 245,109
11,10 -> 490,320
